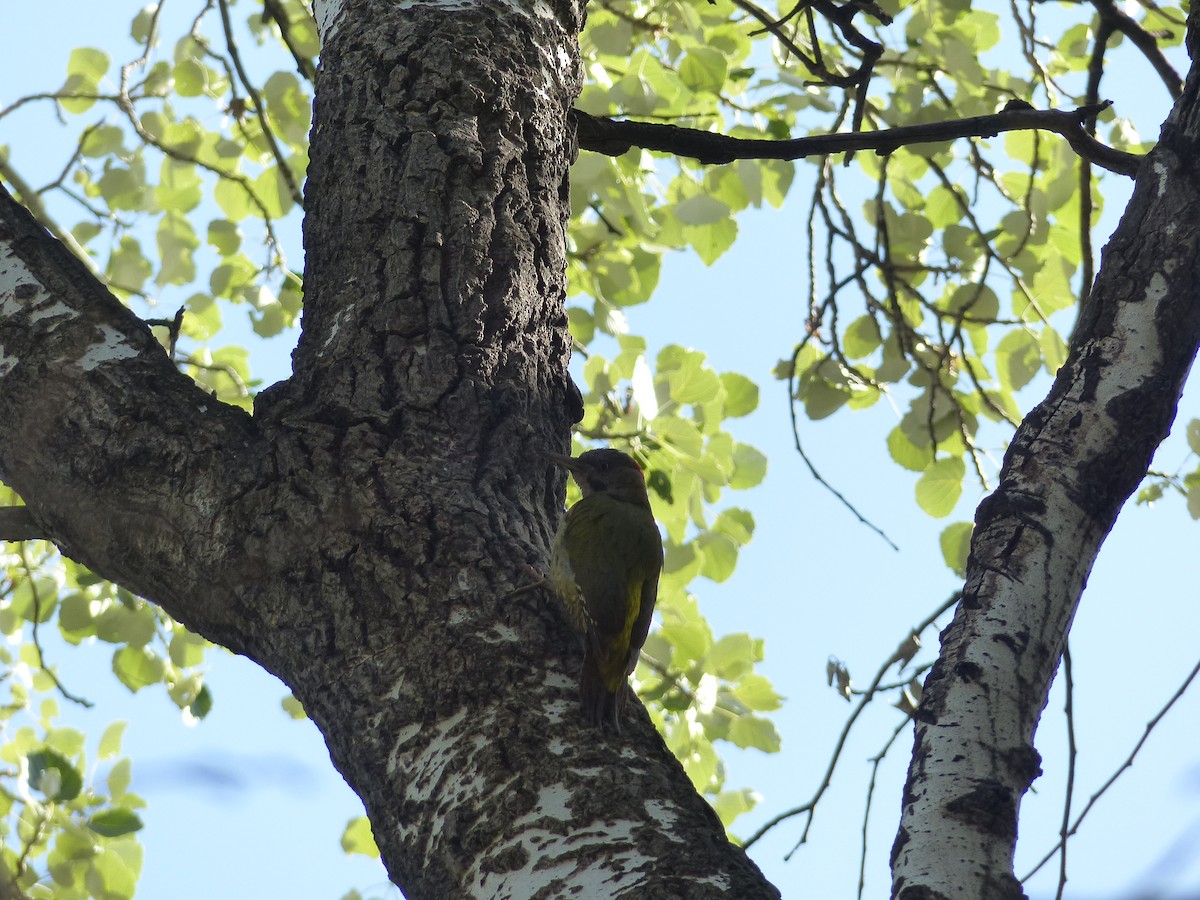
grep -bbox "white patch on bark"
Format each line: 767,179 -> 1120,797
390,706 -> 467,784
1153,159 -> 1168,197
541,671 -> 574,690
468,816 -> 653,899
1146,271 -> 1169,303
78,325 -> 138,371
540,698 -> 575,725
0,245 -> 34,307
1,248 -> 137,372
0,345 -> 15,380
514,784 -> 572,823
481,623 -> 519,643
642,798 -> 684,840
313,0 -> 343,41
26,299 -> 72,326
393,0 -> 558,19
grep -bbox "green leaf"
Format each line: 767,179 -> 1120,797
728,715 -> 781,752
843,316 -> 882,358
168,629 -> 207,667
28,748 -> 83,802
253,166 -> 296,218
697,532 -> 738,582
108,759 -> 132,801
157,159 -> 203,212
730,443 -> 767,489
1187,419 -> 1200,455
59,47 -> 110,113
995,329 -> 1041,393
88,808 -> 144,838
81,125 -> 125,158
1040,327 -> 1068,374
340,816 -> 380,858
732,673 -> 783,711
281,694 -> 307,720
107,237 -> 153,292
156,212 -> 199,286
112,647 -> 164,693
916,457 -> 966,518
188,684 -> 213,720
207,219 -> 242,256
98,721 -> 126,760
68,47 -> 110,81
653,416 -> 704,458
678,47 -> 728,93
173,58 -> 208,97
720,372 -> 758,417
674,195 -> 730,226
939,521 -> 974,577
214,176 -> 253,221
887,425 -> 933,472
706,633 -> 758,680
687,218 -> 737,266
713,788 -> 759,827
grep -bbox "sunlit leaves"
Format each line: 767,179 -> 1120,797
916,457 -> 966,517
59,47 -> 109,114
341,817 -> 381,858
939,521 -> 973,577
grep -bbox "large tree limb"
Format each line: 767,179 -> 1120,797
0,507 -> 40,542
0,180 -> 263,650
572,102 -> 1142,176
891,56 -> 1200,900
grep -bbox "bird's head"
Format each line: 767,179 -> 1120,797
548,449 -> 649,502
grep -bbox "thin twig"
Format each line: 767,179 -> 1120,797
16,546 -> 93,708
217,0 -> 304,207
1056,642 -> 1076,900
742,593 -> 960,850
1021,653 -> 1200,882
787,373 -> 900,551
858,716 -> 910,900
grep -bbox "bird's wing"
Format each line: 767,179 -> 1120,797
626,566 -> 660,676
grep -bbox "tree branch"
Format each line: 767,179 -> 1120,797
0,508 -> 41,542
1089,0 -> 1183,99
572,102 -> 1142,176
0,179 -> 262,650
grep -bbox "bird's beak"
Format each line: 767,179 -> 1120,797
544,452 -> 577,471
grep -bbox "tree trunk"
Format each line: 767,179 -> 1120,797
891,53 -> 1200,900
0,0 -> 778,896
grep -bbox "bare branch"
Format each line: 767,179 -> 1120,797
1089,0 -> 1183,99
217,0 -> 305,207
1022,653 -> 1200,883
573,102 -> 1142,176
742,594 -> 959,850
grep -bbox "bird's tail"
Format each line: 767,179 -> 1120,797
580,646 -> 628,733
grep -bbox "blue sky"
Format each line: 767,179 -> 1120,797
4,3 -> 1200,899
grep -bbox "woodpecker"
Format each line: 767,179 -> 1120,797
548,449 -> 663,732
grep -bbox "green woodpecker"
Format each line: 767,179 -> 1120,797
549,449 -> 663,732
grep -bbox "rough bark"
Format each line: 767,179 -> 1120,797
891,55 -> 1200,900
0,0 -> 778,896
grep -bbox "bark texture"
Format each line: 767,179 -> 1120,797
891,57 -> 1200,900
0,0 -> 778,896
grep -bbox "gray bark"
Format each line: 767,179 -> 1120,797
0,0 -> 778,896
891,53 -> 1200,900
